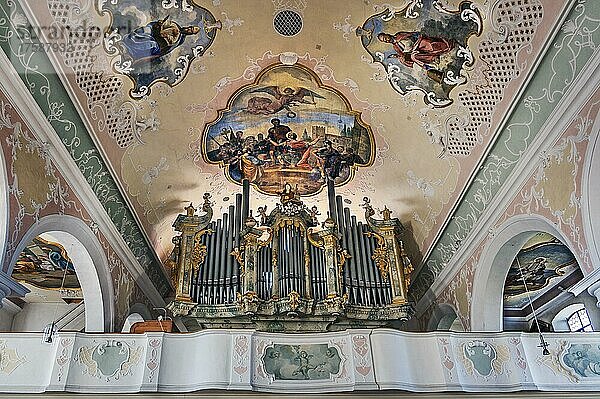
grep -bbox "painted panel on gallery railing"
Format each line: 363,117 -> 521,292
357,0 -> 482,107
13,236 -> 81,292
99,0 -> 221,98
202,64 -> 375,196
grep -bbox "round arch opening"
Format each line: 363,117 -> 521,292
470,215 -> 583,332
7,215 -> 115,332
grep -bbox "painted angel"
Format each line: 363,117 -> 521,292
245,86 -> 325,118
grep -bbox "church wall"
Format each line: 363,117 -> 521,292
11,302 -> 76,332
422,71 -> 600,332
0,89 -> 158,331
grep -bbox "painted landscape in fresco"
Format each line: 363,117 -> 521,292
203,64 -> 374,196
99,0 -> 220,98
357,0 -> 482,107
503,235 -> 578,309
13,236 -> 81,290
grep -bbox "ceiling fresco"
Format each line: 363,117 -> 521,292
14,235 -> 82,294
202,63 -> 374,196
357,0 -> 483,107
11,0 -> 573,280
503,232 -> 582,311
99,0 -> 221,98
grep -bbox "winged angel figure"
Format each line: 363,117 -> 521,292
245,86 -> 325,118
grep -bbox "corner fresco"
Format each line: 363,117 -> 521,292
262,344 -> 341,380
356,0 -> 482,107
13,236 -> 81,292
202,63 -> 375,196
503,234 -> 579,309
99,0 -> 221,98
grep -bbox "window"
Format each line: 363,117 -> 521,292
567,308 -> 593,332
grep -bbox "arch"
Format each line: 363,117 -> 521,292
581,113 -> 600,271
8,215 -> 115,332
0,146 -> 9,270
470,214 -> 583,332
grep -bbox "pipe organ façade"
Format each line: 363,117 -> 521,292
167,180 -> 414,332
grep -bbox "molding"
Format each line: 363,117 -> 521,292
415,48 -> 600,315
580,99 -> 600,270
0,138 -> 8,271
0,51 -> 165,309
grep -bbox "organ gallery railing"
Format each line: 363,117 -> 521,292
167,180 -> 414,332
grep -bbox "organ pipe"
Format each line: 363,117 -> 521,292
169,184 -> 413,331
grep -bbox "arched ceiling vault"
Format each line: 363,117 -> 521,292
2,0 -> 597,301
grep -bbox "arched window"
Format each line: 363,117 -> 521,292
567,307 -> 593,332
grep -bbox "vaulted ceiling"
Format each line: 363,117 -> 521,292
2,0 -> 596,302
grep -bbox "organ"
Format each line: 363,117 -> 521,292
167,180 -> 414,332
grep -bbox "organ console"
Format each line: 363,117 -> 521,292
167,179 -> 414,332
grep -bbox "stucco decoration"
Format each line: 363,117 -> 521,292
99,0 -> 221,98
439,88 -> 599,331
0,89 -> 155,330
0,1 -> 172,295
75,339 -> 143,381
351,335 -> 373,380
459,340 -> 509,377
413,0 -> 599,300
357,0 -> 482,107
202,63 -> 375,196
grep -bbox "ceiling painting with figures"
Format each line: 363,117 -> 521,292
14,0 -> 571,274
202,63 -> 375,196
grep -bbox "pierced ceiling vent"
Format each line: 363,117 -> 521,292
273,10 -> 303,37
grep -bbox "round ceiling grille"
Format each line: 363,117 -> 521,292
273,10 -> 303,37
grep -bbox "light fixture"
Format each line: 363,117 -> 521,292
516,257 -> 550,356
